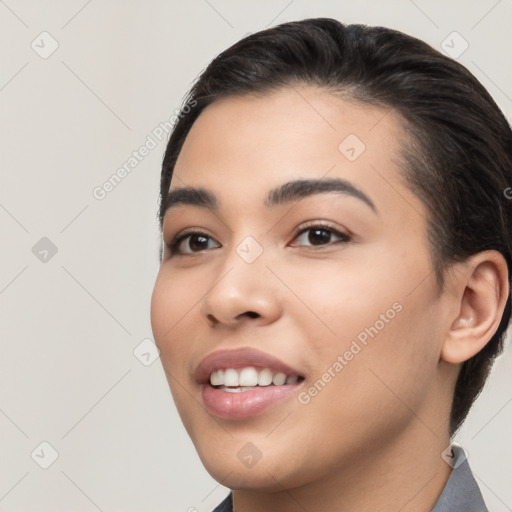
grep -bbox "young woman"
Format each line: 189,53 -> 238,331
150,18 -> 511,511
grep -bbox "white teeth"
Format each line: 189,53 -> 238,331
239,367 -> 258,387
219,386 -> 258,393
272,372 -> 287,386
210,370 -> 224,386
223,368 -> 239,387
209,366 -> 301,388
257,368 -> 273,386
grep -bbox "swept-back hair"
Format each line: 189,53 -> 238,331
159,18 -> 512,435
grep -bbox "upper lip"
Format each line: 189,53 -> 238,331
194,347 -> 304,385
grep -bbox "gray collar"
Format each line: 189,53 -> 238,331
431,444 -> 488,511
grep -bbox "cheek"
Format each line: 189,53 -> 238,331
151,266 -> 201,338
284,251 -> 441,408
150,271 -> 204,428
276,255 -> 402,343
304,284 -> 442,432
150,268 -> 201,372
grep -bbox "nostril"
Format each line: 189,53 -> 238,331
206,314 -> 218,325
242,311 -> 260,319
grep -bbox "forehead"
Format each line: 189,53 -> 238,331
170,85 -> 422,220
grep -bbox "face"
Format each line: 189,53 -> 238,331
151,86 -> 454,491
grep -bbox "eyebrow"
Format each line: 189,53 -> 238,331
162,178 -> 376,216
163,187 -> 218,213
265,178 -> 376,212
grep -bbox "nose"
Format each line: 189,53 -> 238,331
200,252 -> 282,328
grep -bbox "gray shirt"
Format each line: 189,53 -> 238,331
212,445 -> 488,511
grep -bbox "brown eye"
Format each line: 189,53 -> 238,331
307,228 -> 332,245
187,234 -> 211,251
291,226 -> 350,247
170,232 -> 221,255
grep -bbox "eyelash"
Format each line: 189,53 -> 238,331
291,222 -> 351,247
166,223 -> 351,256
167,229 -> 216,255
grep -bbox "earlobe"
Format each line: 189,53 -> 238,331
441,251 -> 509,365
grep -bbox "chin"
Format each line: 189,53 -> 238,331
195,441 -> 314,493
204,462 -> 297,492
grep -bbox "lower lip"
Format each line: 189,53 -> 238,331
201,383 -> 302,419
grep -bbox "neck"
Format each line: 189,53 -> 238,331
232,422 -> 452,512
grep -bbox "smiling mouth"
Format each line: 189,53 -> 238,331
196,348 -> 306,418
210,366 -> 305,392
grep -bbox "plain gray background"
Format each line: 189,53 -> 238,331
0,0 -> 511,510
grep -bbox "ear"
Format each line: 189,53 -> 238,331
441,250 -> 509,364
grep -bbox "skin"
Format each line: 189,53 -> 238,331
150,85 -> 508,511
